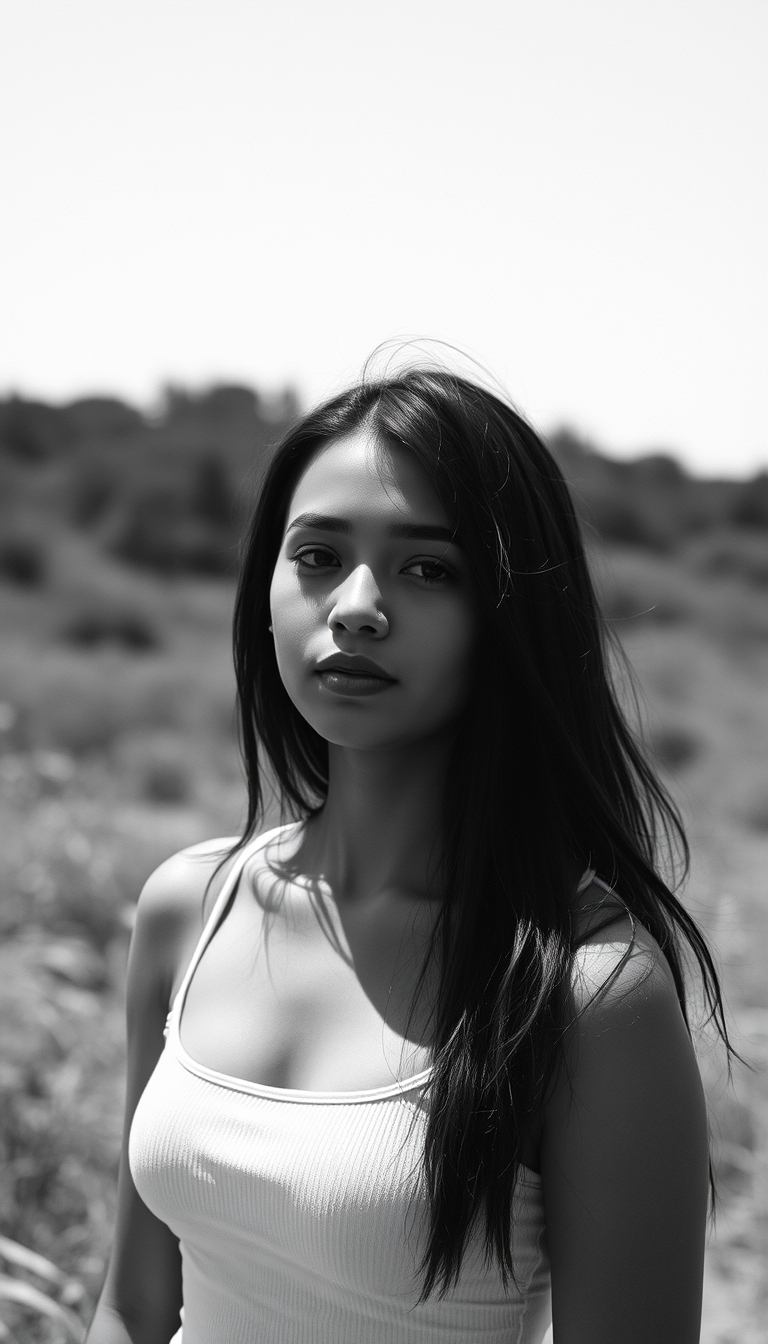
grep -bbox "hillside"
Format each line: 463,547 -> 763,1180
2,387 -> 768,589
0,387 -> 766,1341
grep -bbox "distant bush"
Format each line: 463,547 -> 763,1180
109,504 -> 239,576
33,686 -> 137,758
0,933 -> 122,1320
59,607 -> 160,653
141,756 -> 192,805
591,547 -> 704,632
105,454 -> 243,576
601,582 -> 691,626
0,531 -> 48,586
729,473 -> 768,530
158,382 -> 299,431
0,397 -> 73,462
689,531 -> 768,588
0,383 -> 298,579
64,397 -> 145,441
0,1234 -> 87,1342
112,730 -> 194,807
68,461 -> 121,528
586,498 -> 668,550
549,428 -> 768,551
740,791 -> 768,833
8,661 -> 187,758
649,725 -> 703,771
5,386 -> 766,579
192,454 -> 238,529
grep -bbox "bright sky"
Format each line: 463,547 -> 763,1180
0,0 -> 765,476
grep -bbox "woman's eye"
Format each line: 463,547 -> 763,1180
403,558 -> 452,585
293,546 -> 340,573
291,549 -> 452,584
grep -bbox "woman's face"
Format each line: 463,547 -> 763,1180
269,428 -> 478,752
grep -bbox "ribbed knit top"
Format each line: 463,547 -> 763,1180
129,827 -> 553,1344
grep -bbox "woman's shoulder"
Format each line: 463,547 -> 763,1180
131,826 -> 296,994
129,835 -> 244,1003
568,876 -> 679,1023
543,877 -> 703,1164
542,884 -> 710,1340
136,835 -> 242,929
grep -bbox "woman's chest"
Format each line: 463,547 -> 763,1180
173,865 -> 543,1171
176,875 -> 434,1094
130,1048 -> 549,1324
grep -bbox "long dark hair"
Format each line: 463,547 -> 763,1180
217,367 -> 732,1298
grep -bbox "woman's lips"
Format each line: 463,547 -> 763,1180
315,669 -> 396,698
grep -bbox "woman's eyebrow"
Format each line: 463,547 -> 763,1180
285,512 -> 456,543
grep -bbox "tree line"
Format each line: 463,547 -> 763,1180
1,386 -> 766,581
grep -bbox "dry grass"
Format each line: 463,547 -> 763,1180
0,532 -> 766,1340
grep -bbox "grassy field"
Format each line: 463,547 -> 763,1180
0,525 -> 766,1341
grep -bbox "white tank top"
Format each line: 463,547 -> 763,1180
128,826 -> 553,1344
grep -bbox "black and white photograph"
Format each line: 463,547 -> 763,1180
0,3 -> 766,1341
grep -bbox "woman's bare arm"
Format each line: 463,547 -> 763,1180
85,846 -> 226,1344
540,920 -> 710,1344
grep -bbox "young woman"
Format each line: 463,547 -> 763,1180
87,368 -> 729,1344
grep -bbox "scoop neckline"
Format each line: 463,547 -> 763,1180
171,1016 -> 436,1105
169,822 -> 438,1106
166,826 -> 590,1149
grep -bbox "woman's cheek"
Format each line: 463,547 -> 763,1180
274,606 -> 313,686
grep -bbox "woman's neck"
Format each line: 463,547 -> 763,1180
300,731 -> 456,907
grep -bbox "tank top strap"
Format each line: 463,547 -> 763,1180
576,867 -> 623,902
164,824 -> 297,1039
572,866 -> 632,945
575,866 -> 597,896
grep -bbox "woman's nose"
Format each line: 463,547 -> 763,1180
327,566 -> 389,637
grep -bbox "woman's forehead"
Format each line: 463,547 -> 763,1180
286,429 -> 450,529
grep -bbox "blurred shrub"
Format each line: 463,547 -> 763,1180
2,826 -> 129,954
739,791 -> 768,833
688,531 -> 768,588
0,394 -> 143,469
68,461 -> 121,528
112,730 -> 194,806
589,548 -> 730,636
550,433 -> 687,550
0,531 -> 48,586
0,1234 -> 87,1342
158,382 -> 299,432
3,659 -> 187,757
730,472 -> 768,530
39,938 -> 110,992
64,397 -> 144,442
0,700 -> 18,735
59,606 -> 160,653
1,638 -> 237,766
106,465 -> 241,577
549,429 -> 768,552
35,686 -> 141,758
192,454 -> 237,528
67,384 -> 297,576
0,933 -> 123,1317
648,724 -> 703,771
3,390 -> 767,579
587,500 -> 666,549
0,398 -> 73,462
142,758 -> 191,805
601,581 -> 691,626
32,749 -> 77,792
